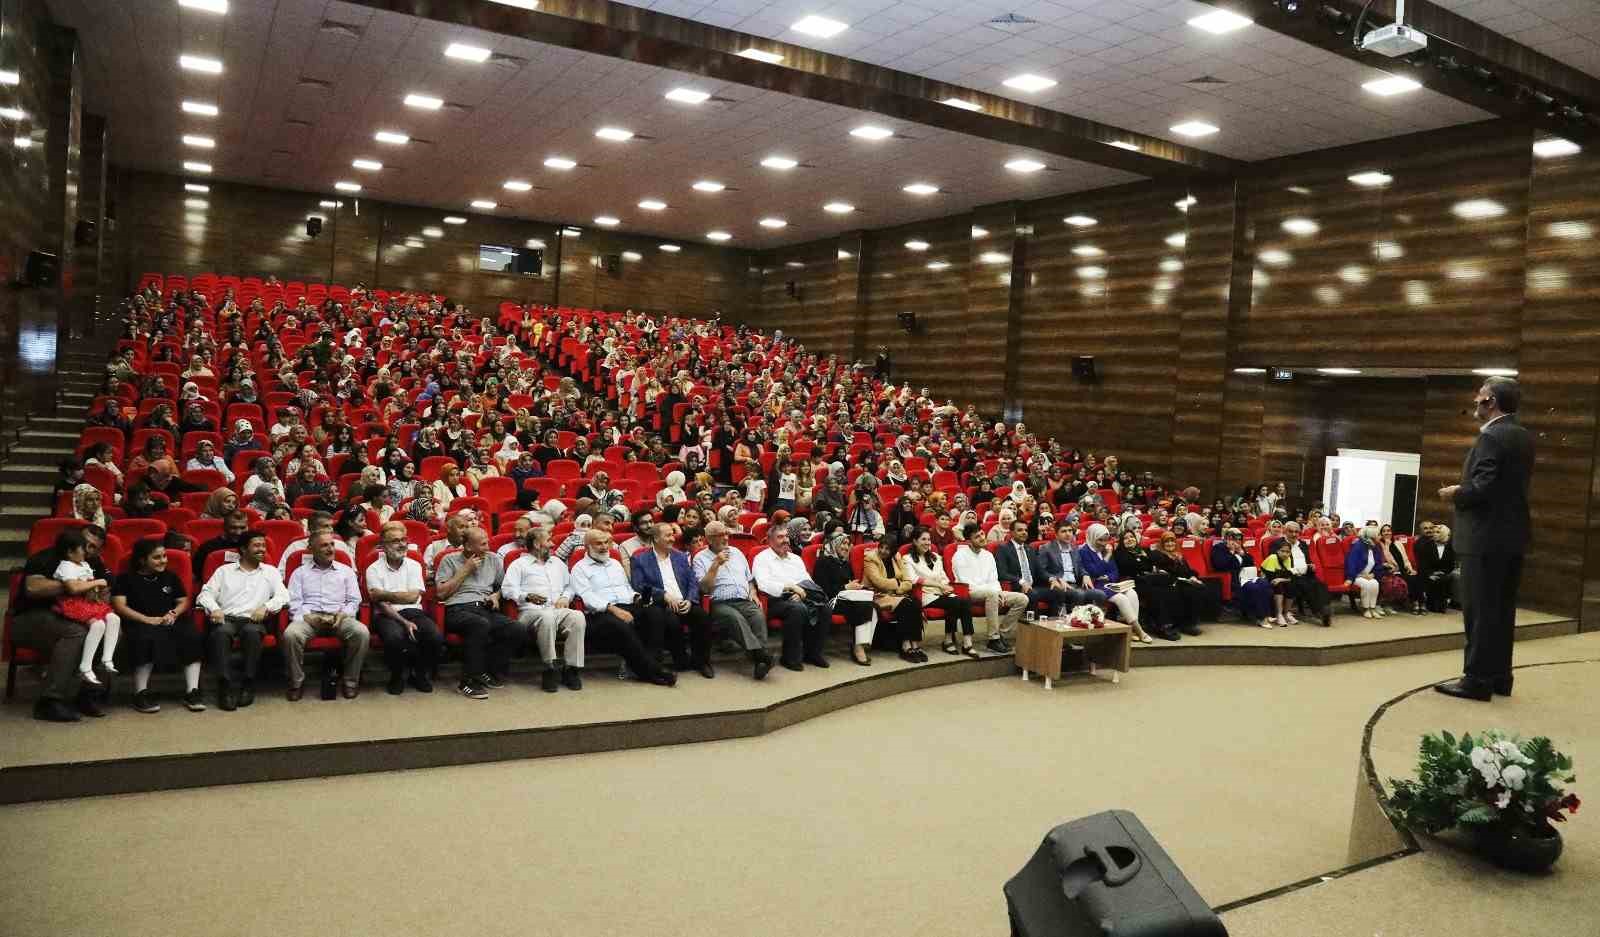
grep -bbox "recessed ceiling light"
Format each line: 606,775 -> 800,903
1452,199 -> 1506,220
374,130 -> 410,145
665,88 -> 710,104
905,240 -> 930,251
179,54 -> 223,74
526,239 -> 545,249
1287,186 -> 1312,195
183,160 -> 212,173
1233,368 -> 1267,374
335,181 -> 361,192
638,199 -> 667,211
706,231 -> 732,241
0,70 -> 18,86
543,156 -> 576,170
850,125 -> 893,140
1473,367 -> 1519,377
1533,137 -> 1580,159
0,107 -> 26,120
1064,215 -> 1097,227
318,200 -> 337,208
352,159 -> 383,171
1548,220 -> 1594,240
1363,75 -> 1421,96
184,198 -> 208,209
979,251 -> 1008,264
1175,195 -> 1198,212
1258,249 -> 1292,266
1159,258 -> 1184,272
470,200 -> 497,210
1348,170 -> 1392,187
791,15 -> 848,38
182,134 -> 215,148
759,217 -> 787,229
971,226 -> 988,238
444,216 -> 467,224
1108,141 -> 1141,152
1317,368 -> 1361,375
179,0 -> 229,12
823,202 -> 855,214
14,136 -> 32,149
1372,240 -> 1404,260
621,251 -> 642,261
595,126 -> 634,141
1077,266 -> 1106,279
487,0 -> 540,9
1072,245 -> 1104,257
562,228 -> 581,237
1281,217 -> 1320,236
785,261 -> 804,269
1171,120 -> 1219,137
659,244 -> 682,252
1188,9 -> 1253,34
692,180 -> 725,193
503,180 -> 532,192
1003,74 -> 1057,93
761,155 -> 798,170
942,98 -> 982,112
837,250 -> 853,259
736,48 -> 784,64
444,42 -> 492,62
185,183 -> 209,193
423,227 -> 443,237
404,93 -> 443,110
1339,264 -> 1370,284
405,238 -> 426,247
927,261 -> 951,271
903,183 -> 939,195
181,101 -> 218,116
594,215 -> 620,226
1165,233 -> 1187,247
1005,158 -> 1046,173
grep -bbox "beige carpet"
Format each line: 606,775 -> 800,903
1,633 -> 1595,937
1137,606 -> 1564,650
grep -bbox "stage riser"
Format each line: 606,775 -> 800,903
1133,618 -> 1577,669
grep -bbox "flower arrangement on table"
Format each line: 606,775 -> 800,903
1385,729 -> 1579,871
1066,604 -> 1106,629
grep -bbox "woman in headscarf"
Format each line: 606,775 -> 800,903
885,459 -> 909,485
656,470 -> 687,508
406,479 -> 436,525
386,461 -> 416,509
1114,528 -> 1181,641
493,433 -> 522,471
986,506 -> 1016,545
813,528 -> 876,666
242,456 -> 286,504
200,487 -> 237,520
1077,523 -> 1148,641
72,483 -> 108,527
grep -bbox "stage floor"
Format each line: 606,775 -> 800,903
1,633 -> 1594,937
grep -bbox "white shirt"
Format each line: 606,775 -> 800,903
752,547 -> 810,598
185,455 -> 235,483
652,551 -> 683,604
197,562 -> 290,617
568,554 -> 635,610
742,478 -> 766,504
502,553 -> 572,612
242,474 -> 285,500
905,551 -> 949,607
364,555 -> 424,612
277,537 -> 354,576
951,545 -> 1001,591
54,559 -> 96,583
423,537 -> 461,571
777,473 -> 797,499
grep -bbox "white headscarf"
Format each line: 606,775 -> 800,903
1086,523 -> 1112,555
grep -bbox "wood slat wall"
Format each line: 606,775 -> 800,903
1170,184 -> 1241,496
755,237 -> 851,359
1418,376 -> 1482,530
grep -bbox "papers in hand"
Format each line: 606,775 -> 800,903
1108,580 -> 1135,593
1238,567 -> 1258,584
835,589 -> 874,603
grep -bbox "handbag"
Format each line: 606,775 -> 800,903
1379,573 -> 1409,603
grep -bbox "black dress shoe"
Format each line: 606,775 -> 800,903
76,694 -> 106,718
1435,678 -> 1493,701
1179,625 -> 1202,636
286,685 -> 304,702
696,663 -> 716,679
542,666 -> 562,692
648,671 -> 677,687
409,671 -> 433,693
387,673 -> 406,696
237,682 -> 256,707
1157,629 -> 1181,642
781,659 -> 804,672
218,682 -> 237,712
1321,610 -> 1333,627
804,655 -> 829,669
1493,677 -> 1513,697
33,699 -> 80,722
562,667 -> 583,691
752,654 -> 773,681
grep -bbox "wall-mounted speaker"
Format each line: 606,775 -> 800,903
785,280 -> 799,299
306,217 -> 323,238
604,253 -> 622,277
898,311 -> 917,334
22,250 -> 60,288
1071,355 -> 1098,381
74,219 -> 98,246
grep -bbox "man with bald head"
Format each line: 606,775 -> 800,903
436,526 -> 523,699
569,526 -> 676,686
693,521 -> 774,680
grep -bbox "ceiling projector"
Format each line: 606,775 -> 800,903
1361,22 -> 1428,56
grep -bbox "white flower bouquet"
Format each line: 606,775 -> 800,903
1066,604 -> 1105,629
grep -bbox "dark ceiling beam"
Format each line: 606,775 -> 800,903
349,0 -> 1245,180
1196,0 -> 1600,144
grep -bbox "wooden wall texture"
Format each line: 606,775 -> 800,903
110,171 -> 757,319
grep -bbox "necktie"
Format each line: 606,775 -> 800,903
1018,545 -> 1031,587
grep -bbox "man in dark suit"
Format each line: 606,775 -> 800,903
629,521 -> 714,678
994,521 -> 1068,616
1436,377 -> 1534,701
1038,525 -> 1104,610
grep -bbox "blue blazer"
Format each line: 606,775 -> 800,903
1344,539 -> 1391,580
1078,546 -> 1120,588
1038,540 -> 1082,583
629,548 -> 701,604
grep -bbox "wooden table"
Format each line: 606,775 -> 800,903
1014,618 -> 1132,689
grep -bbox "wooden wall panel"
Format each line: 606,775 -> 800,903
1235,123 -> 1528,369
1170,184 -> 1241,496
1520,145 -> 1600,619
1418,376 -> 1481,530
1259,377 -> 1427,513
76,113 -> 108,333
966,204 -> 1017,419
755,237 -> 848,358
1217,370 -> 1264,502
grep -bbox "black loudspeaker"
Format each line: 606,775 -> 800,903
785,280 -> 798,299
1004,810 -> 1226,937
1071,355 -> 1097,381
22,250 -> 60,287
603,253 -> 622,276
74,219 -> 98,246
898,311 -> 917,333
514,248 -> 544,276
306,217 -> 323,238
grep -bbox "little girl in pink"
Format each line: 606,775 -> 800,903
54,536 -> 120,684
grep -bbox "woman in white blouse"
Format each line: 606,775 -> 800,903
905,527 -> 979,657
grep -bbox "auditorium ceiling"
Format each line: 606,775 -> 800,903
43,0 -> 1590,247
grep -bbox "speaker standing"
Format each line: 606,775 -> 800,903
1435,377 -> 1533,702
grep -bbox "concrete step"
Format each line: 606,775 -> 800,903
24,416 -> 86,434
8,444 -> 77,461
0,504 -> 47,530
22,430 -> 81,447
0,527 -> 30,559
1,462 -> 64,483
0,482 -> 54,507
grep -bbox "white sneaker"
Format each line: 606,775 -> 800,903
1284,614 -> 1299,625
1374,608 -> 1387,618
1272,616 -> 1287,627
1259,618 -> 1275,629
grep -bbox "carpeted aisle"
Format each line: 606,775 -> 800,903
1,633 -> 1594,937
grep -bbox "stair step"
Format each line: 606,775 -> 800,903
26,417 -> 85,433
9,445 -> 77,458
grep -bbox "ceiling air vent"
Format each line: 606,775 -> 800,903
319,19 -> 364,39
986,13 -> 1040,35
